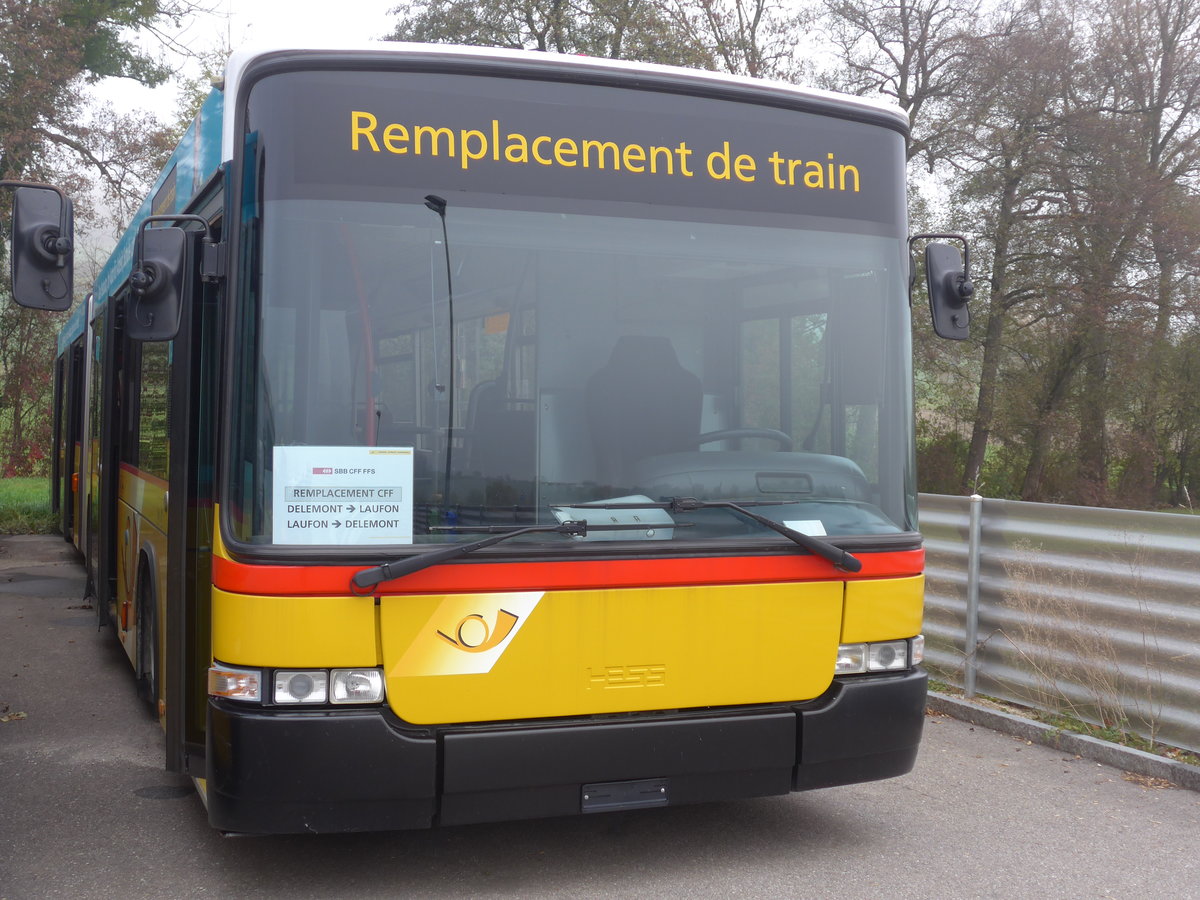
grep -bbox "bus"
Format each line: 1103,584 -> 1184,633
8,42 -> 972,834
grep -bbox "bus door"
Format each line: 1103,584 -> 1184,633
89,303 -> 123,625
60,339 -> 86,545
164,221 -> 221,776
51,353 -> 63,519
115,331 -> 171,697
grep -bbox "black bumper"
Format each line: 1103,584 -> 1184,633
206,668 -> 926,834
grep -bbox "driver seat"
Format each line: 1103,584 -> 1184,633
585,336 -> 703,489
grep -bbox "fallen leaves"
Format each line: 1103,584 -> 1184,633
1121,772 -> 1176,790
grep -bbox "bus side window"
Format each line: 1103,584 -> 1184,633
139,343 -> 171,481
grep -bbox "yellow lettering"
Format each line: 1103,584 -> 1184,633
676,142 -> 694,177
649,145 -> 674,175
789,158 -> 805,186
382,123 -> 408,154
734,153 -> 756,183
414,125 -> 455,156
348,112 -> 817,190
839,164 -> 860,192
505,132 -> 529,163
582,139 -> 620,169
804,161 -> 824,189
707,141 -> 732,180
461,129 -> 487,169
350,111 -> 380,152
768,151 -> 786,185
554,137 -> 578,167
622,144 -> 646,173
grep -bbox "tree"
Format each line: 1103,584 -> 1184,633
902,0 -> 1200,507
949,0 -> 1083,494
385,0 -> 715,67
817,0 -> 982,166
1091,0 -> 1200,505
662,0 -> 812,79
0,1 -> 203,476
0,1 -> 190,181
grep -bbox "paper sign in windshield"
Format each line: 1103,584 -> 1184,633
273,446 -> 414,545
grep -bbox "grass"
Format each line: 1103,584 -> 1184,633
0,476 -> 59,534
1034,711 -> 1200,766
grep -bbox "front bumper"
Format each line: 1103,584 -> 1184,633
206,667 -> 927,834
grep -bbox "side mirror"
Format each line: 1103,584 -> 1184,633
10,184 -> 74,311
129,225 -> 189,342
910,233 -> 974,341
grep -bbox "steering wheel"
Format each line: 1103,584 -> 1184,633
695,428 -> 794,450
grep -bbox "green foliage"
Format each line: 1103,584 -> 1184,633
0,301 -> 63,478
916,430 -> 968,494
0,1 -> 184,481
0,476 -> 58,535
0,0 -> 177,178
63,0 -> 172,86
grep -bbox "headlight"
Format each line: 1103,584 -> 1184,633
835,643 -> 868,674
274,670 -> 329,704
210,665 -> 387,705
835,637 -> 921,675
867,640 -> 908,672
331,668 -> 386,704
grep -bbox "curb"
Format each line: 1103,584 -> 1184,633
927,691 -> 1200,793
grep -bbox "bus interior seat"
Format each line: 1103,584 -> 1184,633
585,335 -> 703,489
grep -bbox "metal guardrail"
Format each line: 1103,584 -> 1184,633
920,493 -> 1200,755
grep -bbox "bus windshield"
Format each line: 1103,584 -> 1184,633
226,68 -> 914,549
229,196 -> 915,546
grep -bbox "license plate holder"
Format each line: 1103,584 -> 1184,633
581,778 -> 669,813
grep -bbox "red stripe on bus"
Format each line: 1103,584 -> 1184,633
212,549 -> 924,596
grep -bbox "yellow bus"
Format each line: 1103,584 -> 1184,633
9,42 -> 973,834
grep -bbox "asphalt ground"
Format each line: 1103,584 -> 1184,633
2,533 -> 1198,899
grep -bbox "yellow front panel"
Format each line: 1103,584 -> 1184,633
212,589 -> 379,667
841,575 -> 924,643
381,580 -> 843,725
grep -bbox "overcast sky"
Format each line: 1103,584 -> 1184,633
90,1 -> 401,120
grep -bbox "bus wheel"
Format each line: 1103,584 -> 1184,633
136,566 -> 159,717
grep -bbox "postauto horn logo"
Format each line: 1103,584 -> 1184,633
436,609 -> 519,653
393,592 -> 544,677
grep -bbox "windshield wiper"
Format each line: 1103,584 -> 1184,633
350,495 -> 861,591
351,520 -> 588,592
568,497 -> 863,573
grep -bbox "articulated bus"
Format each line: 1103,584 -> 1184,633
9,43 -> 973,834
